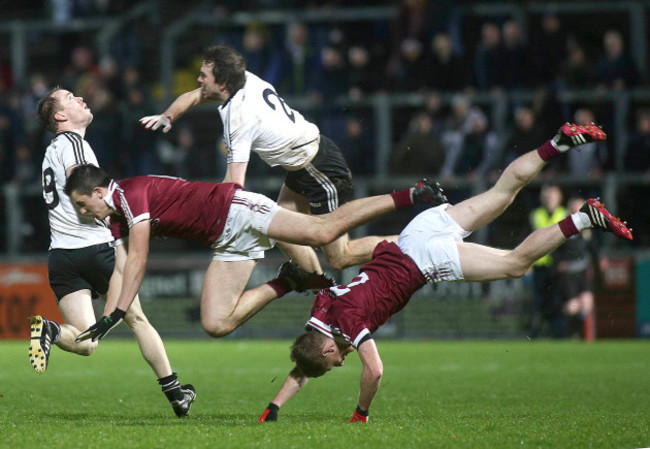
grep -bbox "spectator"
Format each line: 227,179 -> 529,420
120,87 -> 158,176
554,195 -> 598,340
594,30 -> 640,91
530,12 -> 567,88
560,41 -> 594,90
390,111 -> 446,177
338,115 -> 375,176
241,24 -> 284,88
157,125 -> 193,178
423,32 -> 467,92
440,94 -> 496,180
501,106 -> 548,166
347,45 -> 380,99
624,109 -> 650,174
61,46 -> 100,92
501,20 -> 530,89
565,108 -> 608,178
280,22 -> 317,95
472,22 -> 505,91
527,184 -> 567,338
394,38 -> 429,92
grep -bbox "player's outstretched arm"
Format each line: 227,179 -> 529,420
140,88 -> 206,133
352,339 -> 383,423
259,366 -> 309,422
76,221 -> 151,342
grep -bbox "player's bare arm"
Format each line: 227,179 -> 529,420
356,339 -> 383,414
102,242 -> 128,316
115,220 -> 151,313
223,161 -> 249,185
259,367 -> 309,422
75,220 -> 151,342
140,88 -> 210,133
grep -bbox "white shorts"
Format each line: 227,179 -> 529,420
397,204 -> 472,283
211,190 -> 280,261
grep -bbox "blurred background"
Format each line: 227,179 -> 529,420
1,0 -> 650,342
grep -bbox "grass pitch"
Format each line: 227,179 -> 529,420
1,339 -> 648,449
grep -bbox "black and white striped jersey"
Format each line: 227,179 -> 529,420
219,71 -> 320,169
41,131 -> 112,249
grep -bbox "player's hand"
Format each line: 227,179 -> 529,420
258,403 -> 280,422
75,309 -> 126,342
349,406 -> 369,423
139,114 -> 172,133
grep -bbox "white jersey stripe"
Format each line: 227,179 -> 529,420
63,132 -> 85,165
305,164 -> 338,211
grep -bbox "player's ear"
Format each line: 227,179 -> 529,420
321,339 -> 336,357
53,110 -> 66,122
93,186 -> 103,198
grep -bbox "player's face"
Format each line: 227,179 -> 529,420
197,62 -> 226,101
71,189 -> 111,220
324,341 -> 355,372
52,89 -> 93,127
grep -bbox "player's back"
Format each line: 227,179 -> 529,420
220,71 -> 319,168
42,132 -> 112,250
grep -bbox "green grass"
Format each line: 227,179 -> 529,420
1,339 -> 649,449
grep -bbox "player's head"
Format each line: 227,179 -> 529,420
290,331 -> 354,378
37,86 -> 92,133
65,164 -> 113,219
64,164 -> 110,196
200,44 -> 246,99
37,86 -> 64,133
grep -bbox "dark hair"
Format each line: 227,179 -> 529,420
37,86 -> 63,133
64,164 -> 111,196
202,44 -> 246,94
290,331 -> 329,378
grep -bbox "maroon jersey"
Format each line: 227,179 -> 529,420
306,241 -> 426,348
107,176 -> 240,244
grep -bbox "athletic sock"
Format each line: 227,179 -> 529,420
390,188 -> 413,209
536,140 -> 560,161
49,321 -> 62,344
558,215 -> 581,238
158,373 -> 183,402
267,278 -> 290,297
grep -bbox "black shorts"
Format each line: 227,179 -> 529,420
48,243 -> 115,302
284,135 -> 353,215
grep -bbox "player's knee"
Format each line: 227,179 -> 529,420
75,340 -> 98,356
325,253 -> 349,271
201,318 -> 235,338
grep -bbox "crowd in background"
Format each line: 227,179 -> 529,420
1,0 -> 650,256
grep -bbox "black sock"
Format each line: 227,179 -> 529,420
50,321 -> 62,344
158,373 -> 183,402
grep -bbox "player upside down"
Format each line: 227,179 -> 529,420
258,123 -> 633,423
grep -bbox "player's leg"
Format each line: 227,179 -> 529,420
121,294 -> 196,417
458,195 -> 631,281
321,233 -> 397,271
275,184 -> 324,274
447,123 -> 607,232
267,179 -> 442,248
457,224 -> 568,282
200,259 -> 276,337
112,243 -> 196,416
56,290 -> 99,355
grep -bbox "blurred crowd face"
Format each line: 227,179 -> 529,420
604,30 -> 624,58
481,23 -> 501,48
515,107 -> 535,130
638,113 -> 650,135
432,33 -> 453,60
541,185 -> 563,211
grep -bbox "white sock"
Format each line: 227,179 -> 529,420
571,211 -> 592,231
